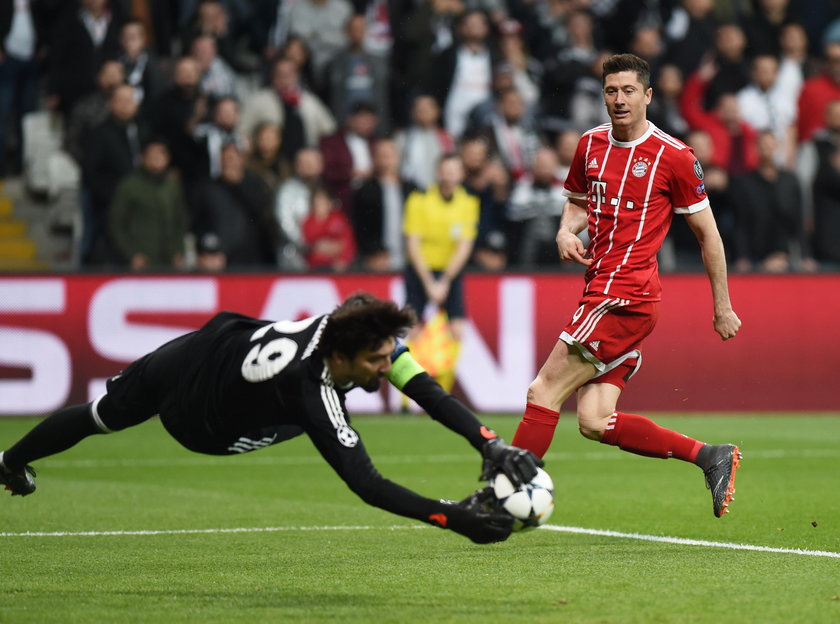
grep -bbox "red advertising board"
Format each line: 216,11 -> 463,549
0,273 -> 837,415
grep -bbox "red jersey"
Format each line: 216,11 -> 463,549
563,122 -> 709,301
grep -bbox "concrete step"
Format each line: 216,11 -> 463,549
0,256 -> 47,271
0,219 -> 27,238
0,237 -> 37,260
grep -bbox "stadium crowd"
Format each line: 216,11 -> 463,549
2,0 -> 840,272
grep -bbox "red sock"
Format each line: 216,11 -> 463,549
511,403 -> 560,459
600,412 -> 704,462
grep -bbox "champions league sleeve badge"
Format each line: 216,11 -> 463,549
694,159 -> 704,180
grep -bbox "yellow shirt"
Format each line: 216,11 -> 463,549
402,185 -> 479,270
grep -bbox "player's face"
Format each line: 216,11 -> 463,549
603,71 -> 652,140
344,337 -> 395,393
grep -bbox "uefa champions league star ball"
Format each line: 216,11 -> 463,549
490,467 -> 555,531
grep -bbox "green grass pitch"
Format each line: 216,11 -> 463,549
1,414 -> 839,624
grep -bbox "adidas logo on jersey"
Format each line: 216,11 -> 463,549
588,340 -> 601,351
587,157 -> 598,169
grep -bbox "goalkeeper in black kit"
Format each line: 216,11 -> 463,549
0,292 -> 541,544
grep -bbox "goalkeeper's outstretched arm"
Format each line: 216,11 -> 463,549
387,345 -> 542,486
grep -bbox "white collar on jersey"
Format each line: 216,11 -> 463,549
609,121 -> 656,148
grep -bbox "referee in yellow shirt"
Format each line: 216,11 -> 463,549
403,153 -> 479,392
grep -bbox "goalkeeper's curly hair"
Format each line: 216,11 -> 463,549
318,291 -> 417,359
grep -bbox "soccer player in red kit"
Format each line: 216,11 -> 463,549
511,53 -> 743,517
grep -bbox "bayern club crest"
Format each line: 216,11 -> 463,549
631,157 -> 651,178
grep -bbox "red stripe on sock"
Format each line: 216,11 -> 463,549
511,403 -> 560,459
600,412 -> 703,462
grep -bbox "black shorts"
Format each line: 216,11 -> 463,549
404,266 -> 466,320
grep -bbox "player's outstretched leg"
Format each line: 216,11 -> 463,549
0,452 -> 36,496
0,403 -> 102,497
696,443 -> 742,517
596,411 -> 741,517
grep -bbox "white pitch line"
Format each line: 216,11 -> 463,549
1,524 -> 838,559
541,525 -> 840,559
0,525 -> 427,538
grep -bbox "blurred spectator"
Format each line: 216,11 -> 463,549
740,0 -> 792,57
665,128 -> 735,268
193,95 -> 246,180
463,62 -> 517,133
779,21 -> 815,80
475,86 -> 541,181
64,59 -> 125,165
181,0 -> 241,73
301,184 -> 356,271
430,9 -> 500,140
680,60 -> 758,176
647,64 -> 689,140
190,33 -> 236,98
797,42 -> 840,144
395,93 -> 454,190
496,19 -> 540,117
736,54 -> 800,167
149,56 -> 206,183
81,83 -> 147,265
539,9 -> 599,136
730,130 -> 802,273
0,0 -> 48,175
360,0 -> 397,58
553,128 -> 579,181
506,146 -> 567,267
403,153 -> 478,378
459,134 -> 509,270
192,144 -> 278,267
277,35 -> 317,91
802,100 -> 840,267
352,137 -> 415,271
395,0 -> 462,128
117,19 -> 168,114
285,0 -> 353,92
195,231 -> 227,271
128,0 -> 175,58
108,139 -> 188,271
629,25 -> 665,81
48,0 -> 123,119
704,22 -> 750,109
275,147 -> 324,269
517,0 -> 584,60
240,57 -> 336,156
568,49 -> 613,134
327,14 -> 390,133
319,100 -> 377,212
663,0 -> 717,77
247,121 -> 289,191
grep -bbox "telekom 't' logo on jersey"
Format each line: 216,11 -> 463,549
588,180 -> 636,212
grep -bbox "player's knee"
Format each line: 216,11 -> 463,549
526,376 -> 552,407
577,409 -> 608,441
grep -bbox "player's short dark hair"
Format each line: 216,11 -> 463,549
602,53 -> 651,90
319,292 -> 416,359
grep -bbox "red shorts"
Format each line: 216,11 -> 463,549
560,294 -> 659,389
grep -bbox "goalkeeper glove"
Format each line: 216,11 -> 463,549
431,488 -> 513,544
480,437 -> 543,487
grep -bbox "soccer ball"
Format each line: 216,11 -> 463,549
490,467 -> 555,531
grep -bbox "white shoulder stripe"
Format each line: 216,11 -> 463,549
583,123 -> 611,137
652,128 -> 686,150
302,316 -> 329,360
